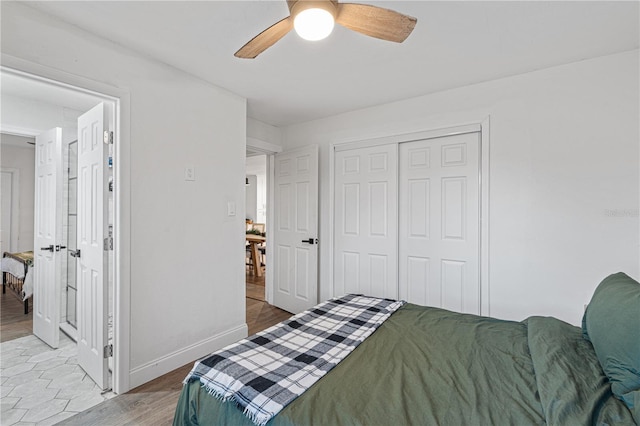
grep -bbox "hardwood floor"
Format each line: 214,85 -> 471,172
246,296 -> 291,336
246,269 -> 266,302
57,274 -> 292,426
1,288 -> 33,343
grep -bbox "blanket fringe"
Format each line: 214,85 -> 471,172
242,404 -> 270,426
200,380 -> 233,403
200,381 -> 270,426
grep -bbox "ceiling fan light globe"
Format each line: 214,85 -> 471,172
294,8 -> 335,41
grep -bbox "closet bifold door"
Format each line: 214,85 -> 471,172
398,132 -> 481,315
333,144 -> 398,300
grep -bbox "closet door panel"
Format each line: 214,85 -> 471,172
334,144 -> 397,299
399,132 -> 480,314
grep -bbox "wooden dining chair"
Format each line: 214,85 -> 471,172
249,223 -> 266,273
251,223 -> 265,234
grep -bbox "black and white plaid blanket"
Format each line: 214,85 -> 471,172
184,294 -> 404,425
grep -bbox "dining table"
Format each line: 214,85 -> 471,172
246,234 -> 266,277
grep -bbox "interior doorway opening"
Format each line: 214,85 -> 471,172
245,154 -> 268,301
0,66 -> 121,393
245,137 -> 282,309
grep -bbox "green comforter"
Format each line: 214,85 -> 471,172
174,304 -> 635,425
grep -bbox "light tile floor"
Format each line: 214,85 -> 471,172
1,333 -> 115,425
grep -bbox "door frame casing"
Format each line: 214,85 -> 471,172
1,167 -> 20,253
328,119 -> 491,316
1,55 -> 132,394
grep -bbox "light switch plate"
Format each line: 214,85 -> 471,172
227,201 -> 236,216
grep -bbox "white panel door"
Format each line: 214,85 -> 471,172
273,145 -> 319,314
33,127 -> 63,348
399,132 -> 480,314
77,103 -> 110,389
334,144 -> 398,299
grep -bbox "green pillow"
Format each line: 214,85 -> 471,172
582,272 -> 640,423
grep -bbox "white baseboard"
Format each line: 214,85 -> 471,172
128,323 -> 248,389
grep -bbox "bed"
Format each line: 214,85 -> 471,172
1,251 -> 34,314
174,273 -> 639,426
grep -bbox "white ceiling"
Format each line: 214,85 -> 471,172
20,1 -> 640,127
1,71 -> 105,112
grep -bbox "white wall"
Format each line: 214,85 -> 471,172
247,118 -> 282,146
0,135 -> 35,252
281,50 -> 640,326
1,2 -> 247,388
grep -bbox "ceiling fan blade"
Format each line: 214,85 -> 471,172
235,16 -> 293,59
336,3 -> 417,43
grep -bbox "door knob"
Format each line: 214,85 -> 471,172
56,245 -> 67,252
40,245 -> 54,252
301,238 -> 318,245
69,249 -> 81,258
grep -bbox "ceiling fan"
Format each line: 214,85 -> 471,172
235,0 -> 417,59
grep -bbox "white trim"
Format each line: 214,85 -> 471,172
392,142 -> 400,301
333,124 -> 482,152
1,55 -> 127,104
326,144 -> 336,304
265,154 -> 275,304
479,117 -> 491,317
247,137 -> 283,155
0,167 -> 20,252
129,324 -> 248,389
1,54 -> 132,394
328,121 -> 491,314
1,125 -> 41,138
113,91 -> 132,394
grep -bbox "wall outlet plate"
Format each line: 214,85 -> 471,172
185,166 -> 195,181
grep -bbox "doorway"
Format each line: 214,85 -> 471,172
245,154 -> 268,302
244,141 -> 320,315
0,66 -> 123,406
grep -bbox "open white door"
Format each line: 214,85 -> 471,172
33,127 -> 63,348
76,103 -> 110,390
272,145 -> 319,314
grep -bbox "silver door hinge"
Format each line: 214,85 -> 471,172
104,237 -> 113,251
103,344 -> 113,358
103,131 -> 114,144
